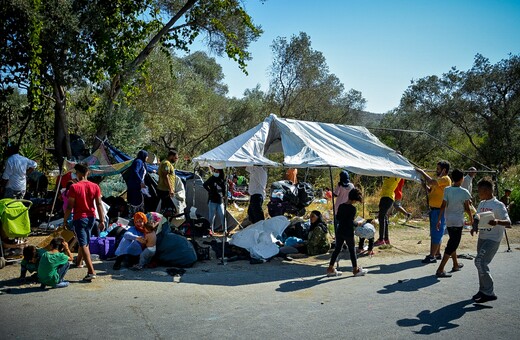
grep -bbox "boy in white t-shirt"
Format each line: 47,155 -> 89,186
435,169 -> 473,278
471,178 -> 511,303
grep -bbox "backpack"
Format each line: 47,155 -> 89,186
307,225 -> 332,256
297,182 -> 314,207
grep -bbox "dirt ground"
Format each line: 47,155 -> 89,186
1,214 -> 518,285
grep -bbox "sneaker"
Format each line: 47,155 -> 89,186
354,267 -> 368,277
422,255 -> 437,264
384,238 -> 390,245
83,273 -> 97,281
451,263 -> 464,272
472,291 -> 484,300
374,239 -> 385,247
435,254 -> 442,260
473,292 -> 497,303
55,281 -> 69,288
326,269 -> 342,277
368,250 -> 375,256
405,213 -> 412,222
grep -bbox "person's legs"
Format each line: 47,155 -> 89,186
74,217 -> 96,279
113,255 -> 124,270
138,248 -> 156,267
328,233 -> 345,270
429,209 -> 445,257
368,238 -> 374,252
378,197 -> 394,241
344,235 -> 358,271
449,227 -> 463,269
475,238 -> 501,296
57,262 -> 70,282
248,194 -> 264,224
437,227 -> 456,274
208,202 -> 217,231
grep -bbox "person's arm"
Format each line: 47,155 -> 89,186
436,200 -> 447,230
203,177 -> 212,193
63,197 -> 74,229
94,194 -> 105,231
415,167 -> 437,186
61,240 -> 74,262
464,200 -> 474,227
123,230 -> 140,240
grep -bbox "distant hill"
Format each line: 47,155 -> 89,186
356,110 -> 384,127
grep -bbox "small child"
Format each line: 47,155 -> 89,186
471,178 -> 511,303
38,237 -> 73,289
435,169 -> 473,278
19,246 -> 46,282
358,236 -> 375,256
133,222 -> 157,270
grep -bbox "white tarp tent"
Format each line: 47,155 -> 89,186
193,114 -> 420,180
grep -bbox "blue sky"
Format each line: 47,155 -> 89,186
191,0 -> 520,113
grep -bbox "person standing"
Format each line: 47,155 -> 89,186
63,163 -> 105,281
435,169 -> 473,277
246,166 -> 267,224
203,168 -> 226,234
1,145 -> 37,199
157,150 -> 179,212
333,171 -> 354,224
124,150 -> 148,215
326,189 -> 368,277
374,177 -> 400,246
416,160 -> 452,264
471,178 -> 511,303
461,167 -> 477,193
393,178 -> 412,220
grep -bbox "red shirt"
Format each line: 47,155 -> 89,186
394,179 -> 405,201
68,180 -> 101,220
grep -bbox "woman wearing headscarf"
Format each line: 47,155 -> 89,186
306,210 -> 332,255
113,212 -> 147,270
124,150 -> 148,216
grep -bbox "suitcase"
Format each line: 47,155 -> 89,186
89,237 -> 116,259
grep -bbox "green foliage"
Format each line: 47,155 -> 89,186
380,54 -> 520,171
268,32 -> 366,123
499,165 -> 520,222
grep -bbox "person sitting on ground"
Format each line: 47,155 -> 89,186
19,245 -> 46,283
327,188 -> 368,277
435,169 -> 473,278
307,210 -> 332,256
113,212 -> 147,270
133,222 -> 157,270
38,237 -> 73,289
471,178 -> 511,303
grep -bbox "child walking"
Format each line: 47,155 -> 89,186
471,178 -> 511,303
327,188 -> 368,277
133,222 -> 157,270
435,169 -> 473,277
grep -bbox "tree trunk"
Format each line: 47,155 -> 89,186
52,79 -> 71,167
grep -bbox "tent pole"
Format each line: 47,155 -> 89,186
47,158 -> 64,228
220,168 -> 228,265
329,167 -> 340,269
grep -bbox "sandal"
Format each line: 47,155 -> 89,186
451,263 -> 464,272
436,271 -> 452,278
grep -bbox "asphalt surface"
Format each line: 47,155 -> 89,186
1,244 -> 519,340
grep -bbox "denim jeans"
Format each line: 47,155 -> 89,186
208,202 -> 225,231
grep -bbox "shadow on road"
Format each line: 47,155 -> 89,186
396,299 -> 493,334
377,275 -> 439,294
276,275 -> 352,292
365,259 -> 426,274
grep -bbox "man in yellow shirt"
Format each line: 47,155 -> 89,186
374,177 -> 401,247
416,160 -> 452,264
157,150 -> 179,212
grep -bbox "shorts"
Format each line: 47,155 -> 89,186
393,200 -> 402,208
73,217 -> 95,247
429,208 -> 445,244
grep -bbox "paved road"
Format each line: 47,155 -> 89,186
1,245 -> 519,340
